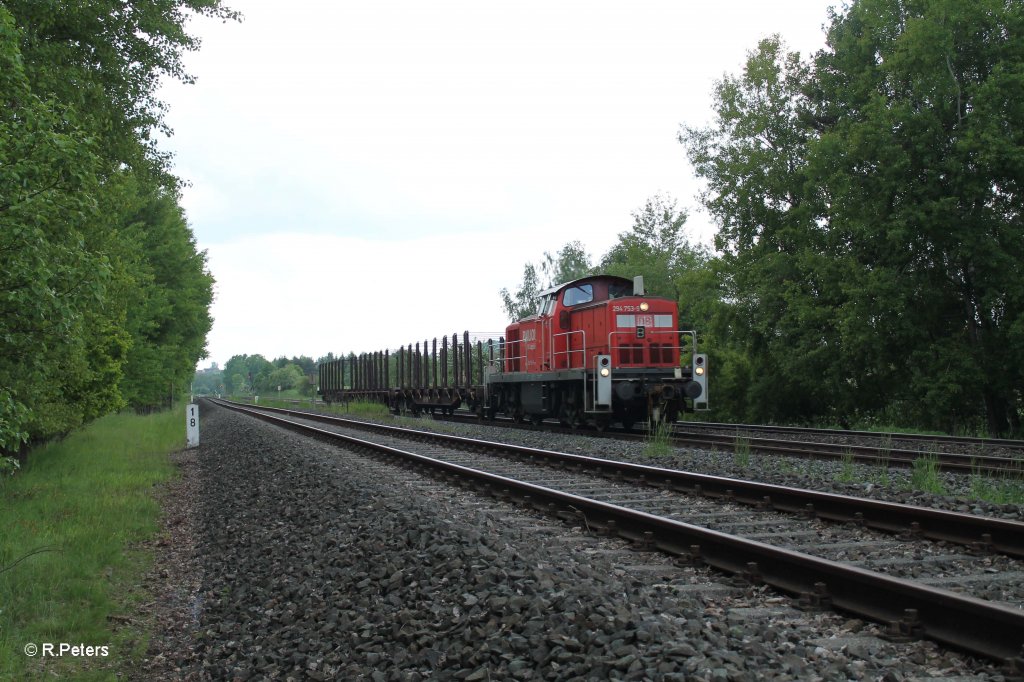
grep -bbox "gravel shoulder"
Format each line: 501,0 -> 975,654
135,402 -> 1008,680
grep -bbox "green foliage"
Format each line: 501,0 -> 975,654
3,0 -> 239,174
681,0 -> 1024,434
909,453 -> 946,495
0,1 -> 233,451
0,409 -> 179,680
191,365 -> 224,396
836,450 -> 856,483
969,473 -> 1024,506
733,435 -> 752,468
644,420 -> 673,457
117,186 -> 214,411
223,354 -> 274,395
0,454 -> 18,477
541,241 -> 593,288
602,194 -> 707,302
500,263 -> 542,322
501,242 -> 594,322
268,363 -> 307,393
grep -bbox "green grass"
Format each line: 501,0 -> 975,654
0,410 -> 181,680
333,400 -> 391,419
242,395 -> 390,420
835,449 -> 856,484
909,452 -> 946,495
733,434 -> 751,468
644,420 -> 673,457
969,474 -> 1024,505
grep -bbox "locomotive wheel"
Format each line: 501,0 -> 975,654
594,416 -> 611,431
530,414 -> 543,426
562,405 -> 581,430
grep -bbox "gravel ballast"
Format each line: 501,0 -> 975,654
366,411 -> 1024,523
172,402 -> 1009,680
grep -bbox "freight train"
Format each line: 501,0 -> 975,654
318,274 -> 707,429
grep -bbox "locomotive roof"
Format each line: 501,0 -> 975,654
535,274 -> 633,298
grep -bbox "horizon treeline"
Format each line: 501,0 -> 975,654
0,1 -> 238,462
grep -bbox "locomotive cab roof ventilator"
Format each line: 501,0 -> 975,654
633,276 -> 645,296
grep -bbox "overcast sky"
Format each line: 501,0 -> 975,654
159,0 -> 838,370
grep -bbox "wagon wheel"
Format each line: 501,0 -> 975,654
530,414 -> 544,427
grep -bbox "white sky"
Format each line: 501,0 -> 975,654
160,0 -> 838,370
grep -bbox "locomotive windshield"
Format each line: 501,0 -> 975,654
608,281 -> 631,299
562,284 -> 593,306
538,294 -> 556,316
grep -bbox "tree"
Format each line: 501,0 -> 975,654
501,242 -> 594,322
681,37 -> 841,424
3,0 -> 239,178
118,183 -> 215,411
540,241 -> 593,288
681,1 -> 1024,433
500,263 -> 541,322
224,355 -> 273,395
268,364 -> 306,393
601,194 -> 706,302
0,6 -> 125,450
0,1 -> 235,458
808,0 -> 1024,434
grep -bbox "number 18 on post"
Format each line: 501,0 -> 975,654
186,403 -> 199,448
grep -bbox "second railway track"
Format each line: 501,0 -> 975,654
255,397 -> 1024,475
214,399 -> 1024,669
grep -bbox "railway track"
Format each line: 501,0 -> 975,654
273,397 -> 1024,475
213,399 -> 1024,669
675,420 -> 1024,452
245,397 -> 1024,476
665,425 -> 1024,476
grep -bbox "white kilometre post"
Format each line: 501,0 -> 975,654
186,403 -> 199,448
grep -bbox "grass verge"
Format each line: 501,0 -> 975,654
0,409 -> 181,680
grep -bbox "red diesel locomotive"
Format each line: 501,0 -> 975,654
483,274 -> 706,429
317,273 -> 707,428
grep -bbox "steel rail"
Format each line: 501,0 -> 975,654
217,399 -> 1024,558
416,405 -> 1021,475
237,398 -> 1023,475
668,429 -> 1021,475
675,419 -> 1024,450
216,399 -> 1024,666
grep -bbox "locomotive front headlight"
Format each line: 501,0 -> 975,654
600,367 -> 610,377
695,366 -> 705,376
639,302 -> 649,312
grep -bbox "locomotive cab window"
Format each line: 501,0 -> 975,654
562,284 -> 593,306
538,295 -> 556,316
608,281 -> 631,299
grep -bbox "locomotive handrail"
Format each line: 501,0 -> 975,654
552,329 -> 586,370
